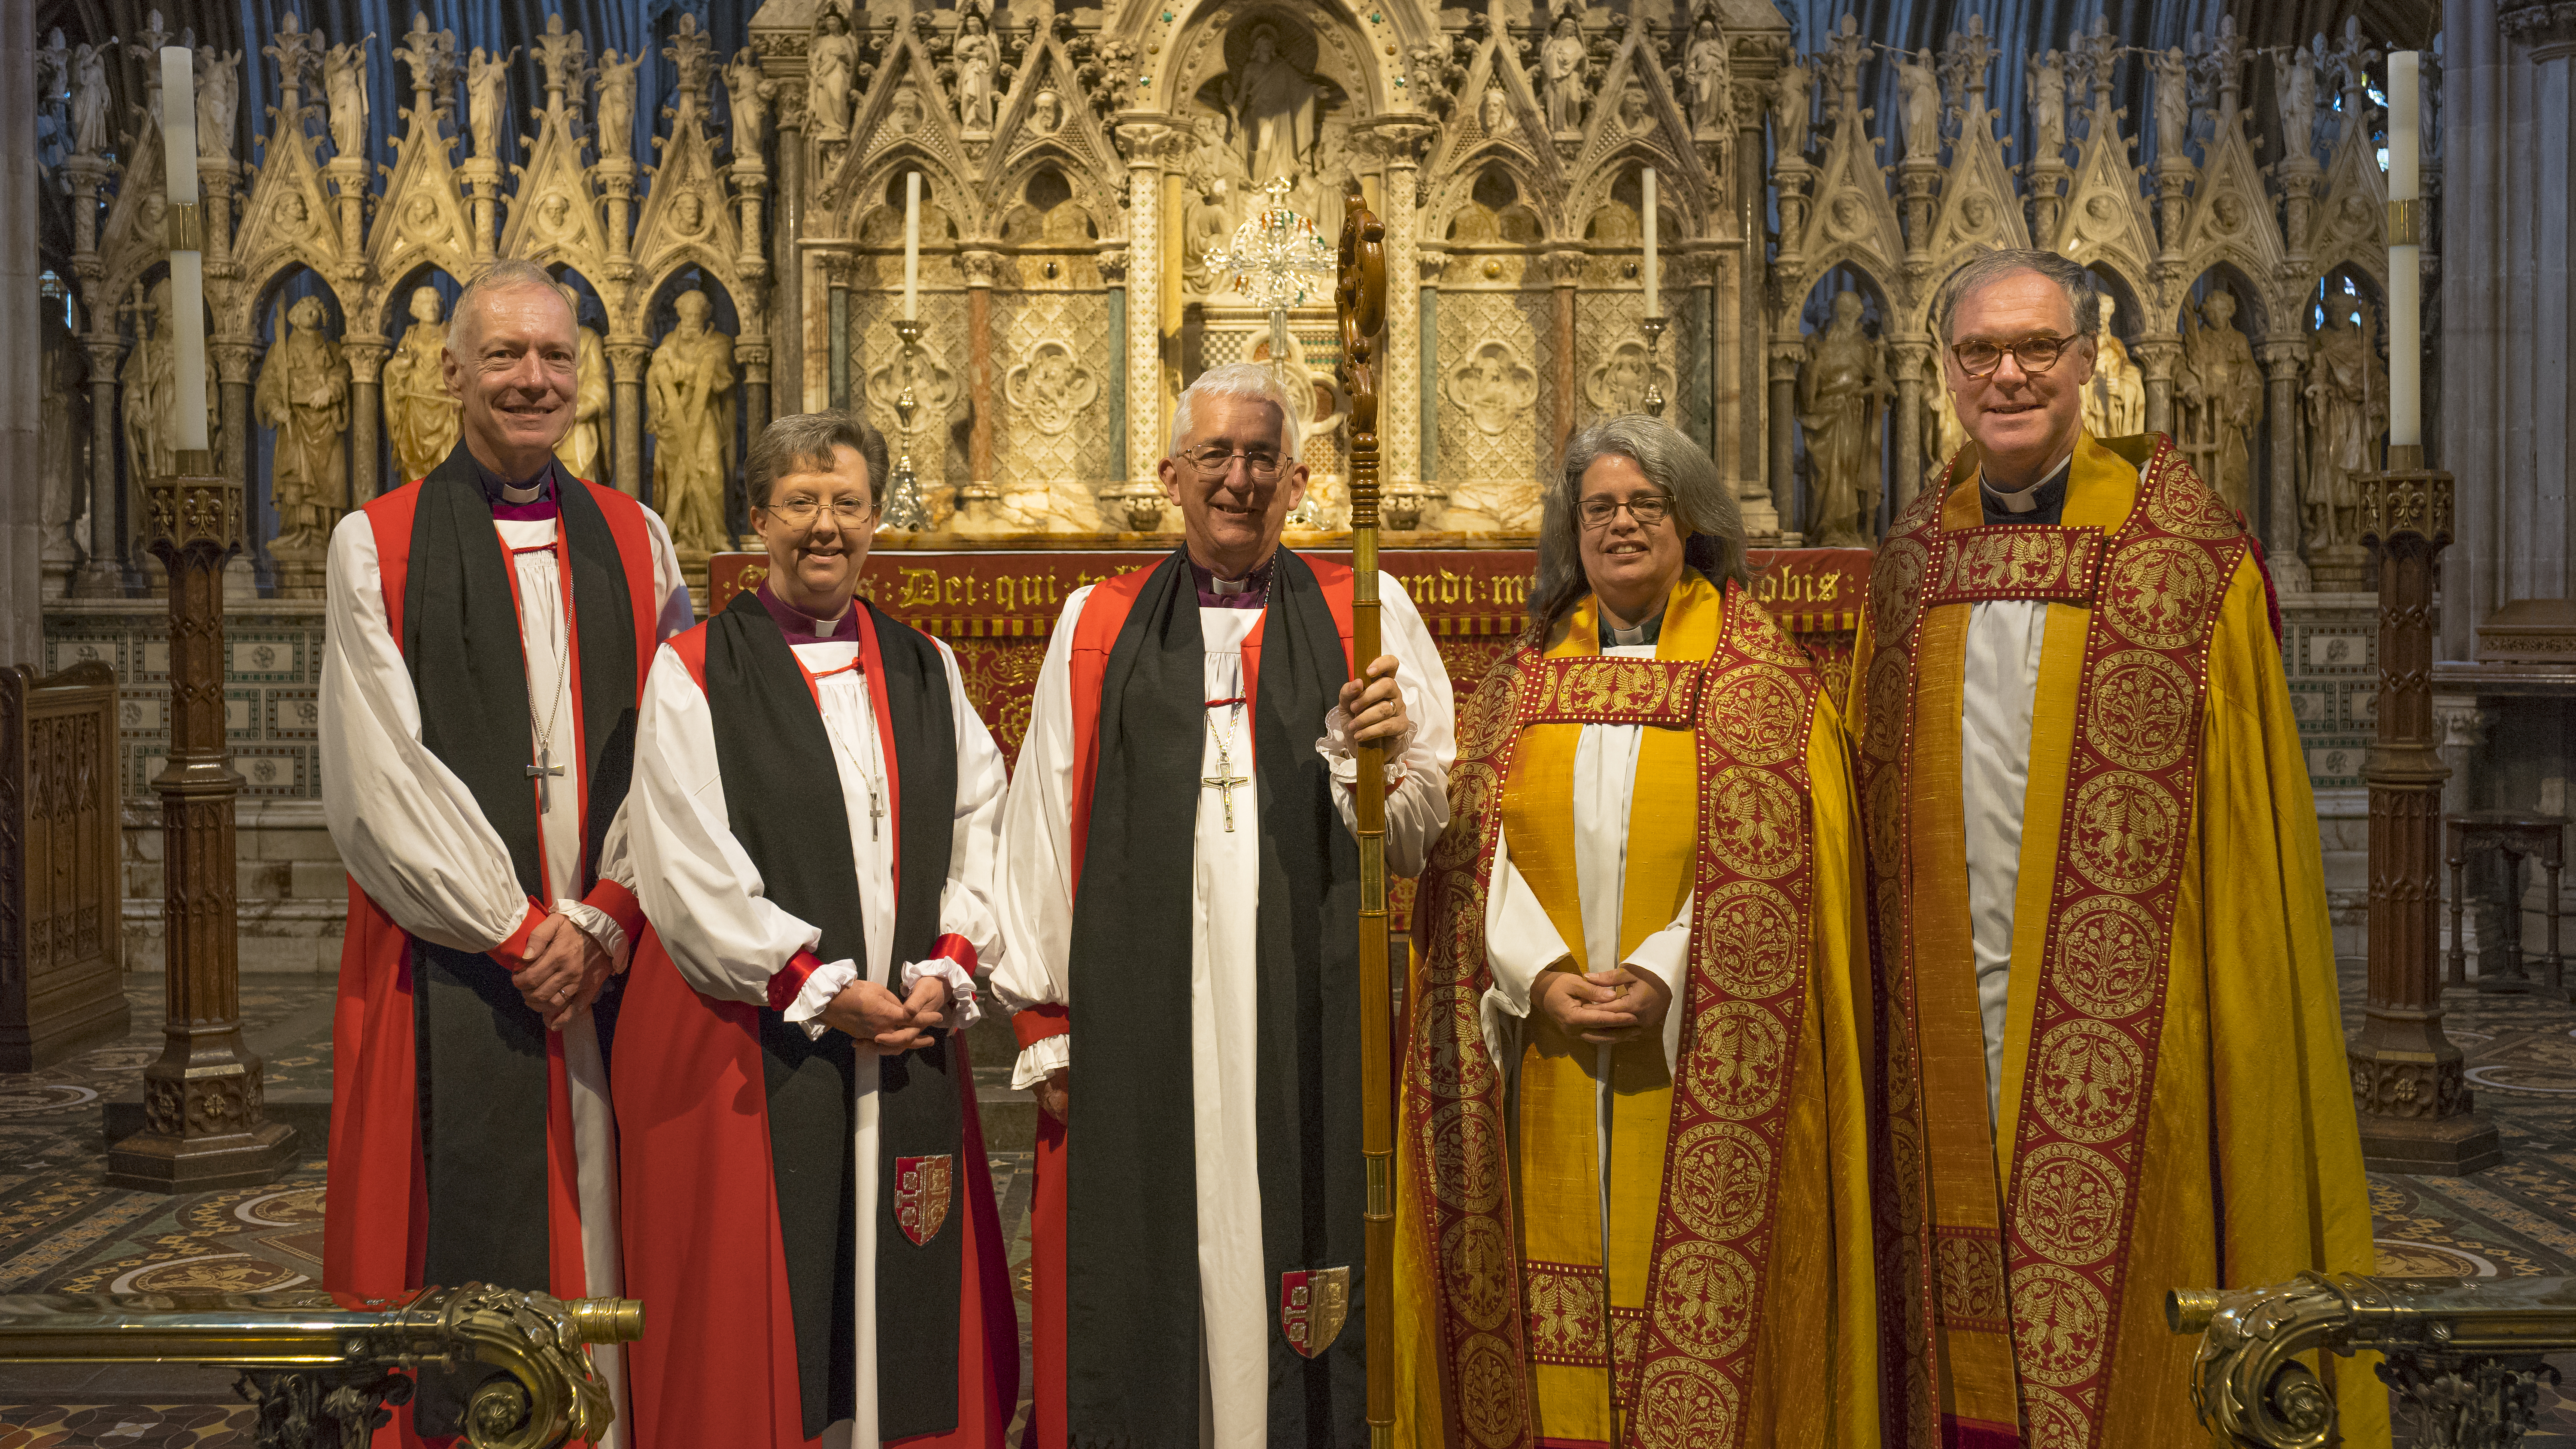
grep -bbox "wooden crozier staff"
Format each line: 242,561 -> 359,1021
1334,178 -> 1394,1449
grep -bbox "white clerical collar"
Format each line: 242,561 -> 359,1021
1210,574 -> 1249,595
1608,623 -> 1650,646
1984,453 -> 2073,515
499,479 -> 545,506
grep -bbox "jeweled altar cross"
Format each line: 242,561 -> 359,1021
1207,176 -> 1336,357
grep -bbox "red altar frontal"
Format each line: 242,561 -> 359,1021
707,540 -> 1871,764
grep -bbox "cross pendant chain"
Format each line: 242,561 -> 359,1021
528,742 -> 566,812
1204,699 -> 1249,833
868,778 -> 885,841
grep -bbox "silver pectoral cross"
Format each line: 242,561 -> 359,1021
1203,767 -> 1252,832
528,743 -> 565,811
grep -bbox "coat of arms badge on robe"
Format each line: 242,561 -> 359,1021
894,1155 -> 954,1246
1279,1267 -> 1351,1357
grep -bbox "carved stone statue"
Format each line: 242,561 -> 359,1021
556,284 -> 611,482
2278,45 -> 2318,165
1229,24 -> 1327,185
197,48 -> 240,159
2179,290 -> 2263,514
256,295 -> 349,549
598,49 -> 643,162
2304,299 -> 2388,549
325,41 -> 368,160
2083,321 -> 2146,439
1614,83 -> 1647,131
1481,85 -> 1507,135
1796,291 -> 1891,547
38,31 -> 69,153
889,84 -> 925,135
121,278 -> 222,488
1684,18 -> 1728,134
1005,340 -> 1100,436
1183,176 -> 1236,293
70,42 -> 109,156
1897,49 -> 1941,161
724,49 -> 772,160
2154,46 -> 2189,158
809,6 -> 859,142
1541,13 -> 1588,135
954,8 -> 999,132
648,289 -> 738,554
2028,49 -> 2066,160
467,47 -> 511,157
1032,88 -> 1063,134
1771,54 -> 1810,157
384,286 -> 461,482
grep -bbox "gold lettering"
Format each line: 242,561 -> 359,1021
945,576 -> 969,606
1814,573 -> 1841,602
1491,574 -> 1528,606
994,576 -> 1016,611
898,567 -> 943,609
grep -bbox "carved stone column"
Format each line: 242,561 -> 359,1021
2152,155 -> 2195,267
1117,122 -> 1175,490
1098,248 -> 1128,483
1896,155 -> 1941,260
824,254 -> 852,411
344,339 -> 387,504
608,341 -> 650,503
598,158 -> 637,268
2347,455 -> 2501,1174
2258,340 -> 2315,593
323,157 -> 368,257
460,157 -> 502,263
106,454 -> 295,1191
1767,340 -> 1804,543
1889,335 -> 1930,519
772,95 -> 807,415
73,335 -> 125,596
1546,248 -> 1585,466
956,248 -> 1004,528
2132,335 -> 2180,439
1416,250 -> 1442,498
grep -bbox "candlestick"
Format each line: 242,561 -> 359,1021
1640,167 -> 1660,317
1640,314 -> 1668,418
161,46 -> 208,454
2388,52 -> 2421,449
902,172 -> 922,323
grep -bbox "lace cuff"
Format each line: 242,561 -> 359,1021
784,957 -> 860,1042
1011,1034 -> 1069,1091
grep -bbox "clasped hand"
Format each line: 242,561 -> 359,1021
509,912 -> 615,1031
1533,965 -> 1672,1047
820,974 -> 954,1053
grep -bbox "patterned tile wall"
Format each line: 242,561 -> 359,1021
43,606 -> 330,802
2280,598 -> 2379,791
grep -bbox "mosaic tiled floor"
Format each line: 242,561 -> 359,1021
13,967 -> 2576,1443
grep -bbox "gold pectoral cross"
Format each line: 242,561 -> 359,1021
527,743 -> 565,812
1203,766 -> 1251,831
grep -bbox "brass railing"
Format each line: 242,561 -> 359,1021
2174,1271 -> 2576,1449
0,1284 -> 640,1449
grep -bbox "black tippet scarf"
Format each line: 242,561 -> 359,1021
402,441 -> 637,1299
1063,549 -> 1367,1449
701,588 -> 966,1442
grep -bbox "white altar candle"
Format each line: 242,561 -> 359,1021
161,46 -> 207,455
2388,52 -> 2421,448
902,172 -> 922,322
1641,167 -> 1660,316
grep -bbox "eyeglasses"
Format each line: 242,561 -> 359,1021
1577,494 -> 1674,530
761,497 -> 876,527
1183,446 -> 1286,482
1951,333 -> 2083,380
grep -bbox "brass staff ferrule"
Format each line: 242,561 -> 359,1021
2387,198 -> 2419,247
1366,1154 -> 1390,1216
165,202 -> 205,255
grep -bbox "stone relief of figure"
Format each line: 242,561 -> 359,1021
467,47 -> 511,157
1614,83 -> 1647,132
325,41 -> 368,160
954,6 -> 999,132
40,311 -> 87,564
1541,12 -> 1588,135
1771,53 -> 1810,157
1229,24 -> 1327,185
1443,340 -> 1540,438
2028,48 -> 2066,161
384,285 -> 461,482
2304,299 -> 2388,549
598,49 -> 643,162
1796,290 -> 1892,547
2083,321 -> 2146,438
1584,339 -> 1669,417
1183,176 -> 1236,293
1480,85 -> 1508,135
197,48 -> 240,159
1032,88 -> 1063,134
809,6 -> 860,142
556,283 -> 611,482
2178,290 -> 2263,514
2278,45 -> 2318,164
1684,17 -> 1729,134
1005,340 -> 1100,436
256,295 -> 349,550
866,342 -> 957,438
2154,46 -> 2189,158
121,278 -> 223,491
1896,49 -> 1941,162
648,289 -> 738,554
724,49 -> 773,161
71,42 -> 110,155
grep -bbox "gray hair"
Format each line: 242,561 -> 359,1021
1530,415 -> 1747,640
747,410 -> 889,506
1169,360 -> 1304,460
447,259 -> 573,352
1932,248 -> 2102,343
